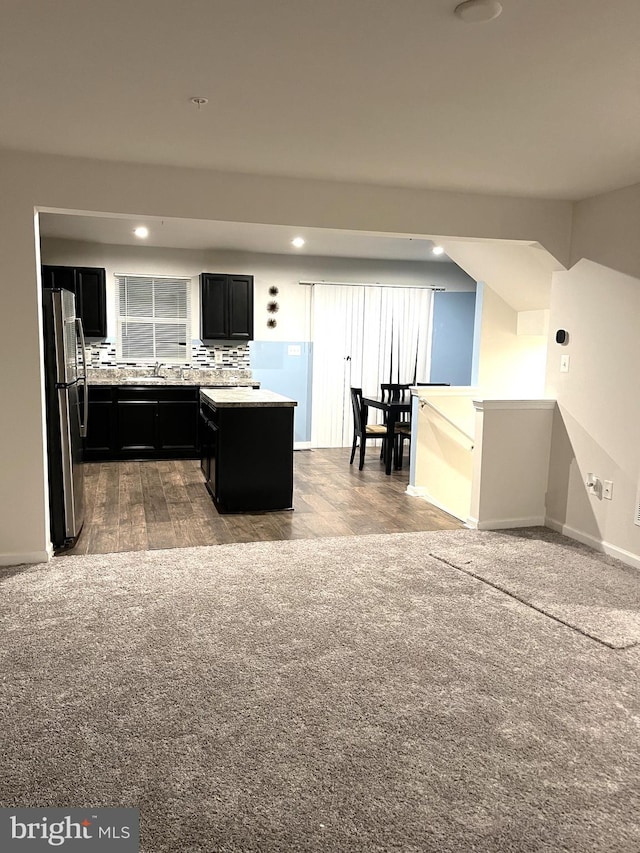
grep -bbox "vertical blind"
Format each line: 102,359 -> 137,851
116,275 -> 191,362
311,284 -> 433,448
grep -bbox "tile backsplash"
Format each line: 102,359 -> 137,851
85,339 -> 251,370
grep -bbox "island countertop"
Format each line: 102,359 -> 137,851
200,388 -> 297,408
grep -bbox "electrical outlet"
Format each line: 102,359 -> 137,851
214,349 -> 223,365
603,480 -> 613,500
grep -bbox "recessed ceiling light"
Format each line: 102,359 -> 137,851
432,246 -> 445,255
291,237 -> 305,248
454,0 -> 502,23
134,226 -> 149,239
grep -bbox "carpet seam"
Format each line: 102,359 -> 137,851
428,552 -> 637,651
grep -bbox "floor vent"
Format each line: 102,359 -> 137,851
635,489 -> 640,527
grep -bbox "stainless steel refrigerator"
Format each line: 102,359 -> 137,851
42,288 -> 88,550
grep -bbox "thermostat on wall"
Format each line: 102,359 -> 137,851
555,329 -> 569,344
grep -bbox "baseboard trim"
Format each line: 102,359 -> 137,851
545,517 -> 640,571
470,516 -> 546,531
294,441 -> 312,450
0,547 -> 53,567
406,484 -> 427,498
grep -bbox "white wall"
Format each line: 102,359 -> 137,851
40,238 -> 475,344
545,259 -> 640,567
470,401 -> 555,529
476,284 -> 549,397
570,183 -> 640,281
0,147 -> 574,564
411,389 -> 477,521
0,202 -> 51,563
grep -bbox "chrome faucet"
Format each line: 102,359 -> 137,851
153,361 -> 164,377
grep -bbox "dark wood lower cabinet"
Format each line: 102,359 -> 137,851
117,400 -> 158,453
84,386 -> 199,461
84,387 -> 116,457
158,400 -> 200,452
200,398 -> 294,513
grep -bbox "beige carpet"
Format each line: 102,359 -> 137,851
429,527 -> 640,648
1,529 -> 639,852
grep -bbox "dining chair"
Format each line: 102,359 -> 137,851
349,387 -> 389,470
393,420 -> 412,470
380,383 -> 412,403
379,383 -> 412,463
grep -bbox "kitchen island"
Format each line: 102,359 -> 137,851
199,388 -> 297,513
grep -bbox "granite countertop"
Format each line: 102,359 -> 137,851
88,367 -> 258,387
200,388 -> 297,408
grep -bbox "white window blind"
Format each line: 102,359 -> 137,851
116,275 -> 191,363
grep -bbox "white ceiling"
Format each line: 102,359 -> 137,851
440,238 -> 565,311
39,212 -> 560,312
38,212 -> 450,262
2,0 -> 639,201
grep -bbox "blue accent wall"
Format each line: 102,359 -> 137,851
430,291 -> 476,385
250,341 -> 312,443
471,282 -> 484,386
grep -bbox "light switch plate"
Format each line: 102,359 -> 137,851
560,354 -> 570,373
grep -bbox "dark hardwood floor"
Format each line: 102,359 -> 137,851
63,448 -> 462,556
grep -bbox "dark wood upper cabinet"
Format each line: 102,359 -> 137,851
75,267 -> 107,338
200,274 -> 228,339
200,273 -> 254,341
41,265 -> 75,292
42,265 -> 107,338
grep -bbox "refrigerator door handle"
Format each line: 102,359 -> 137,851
76,317 -> 89,438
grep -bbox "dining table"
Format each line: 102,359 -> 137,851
361,395 -> 412,475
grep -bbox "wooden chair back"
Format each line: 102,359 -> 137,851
350,386 -> 367,436
380,383 -> 411,403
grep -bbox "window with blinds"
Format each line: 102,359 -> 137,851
116,275 -> 191,363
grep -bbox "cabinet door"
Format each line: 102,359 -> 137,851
200,274 -> 228,339
84,387 -> 115,461
76,267 -> 107,337
41,265 -> 107,337
41,265 -> 76,293
117,401 -> 158,452
85,401 -> 113,458
199,413 -> 211,479
157,400 -> 198,452
227,275 -> 254,341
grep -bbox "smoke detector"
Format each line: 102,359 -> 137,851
454,0 -> 502,23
